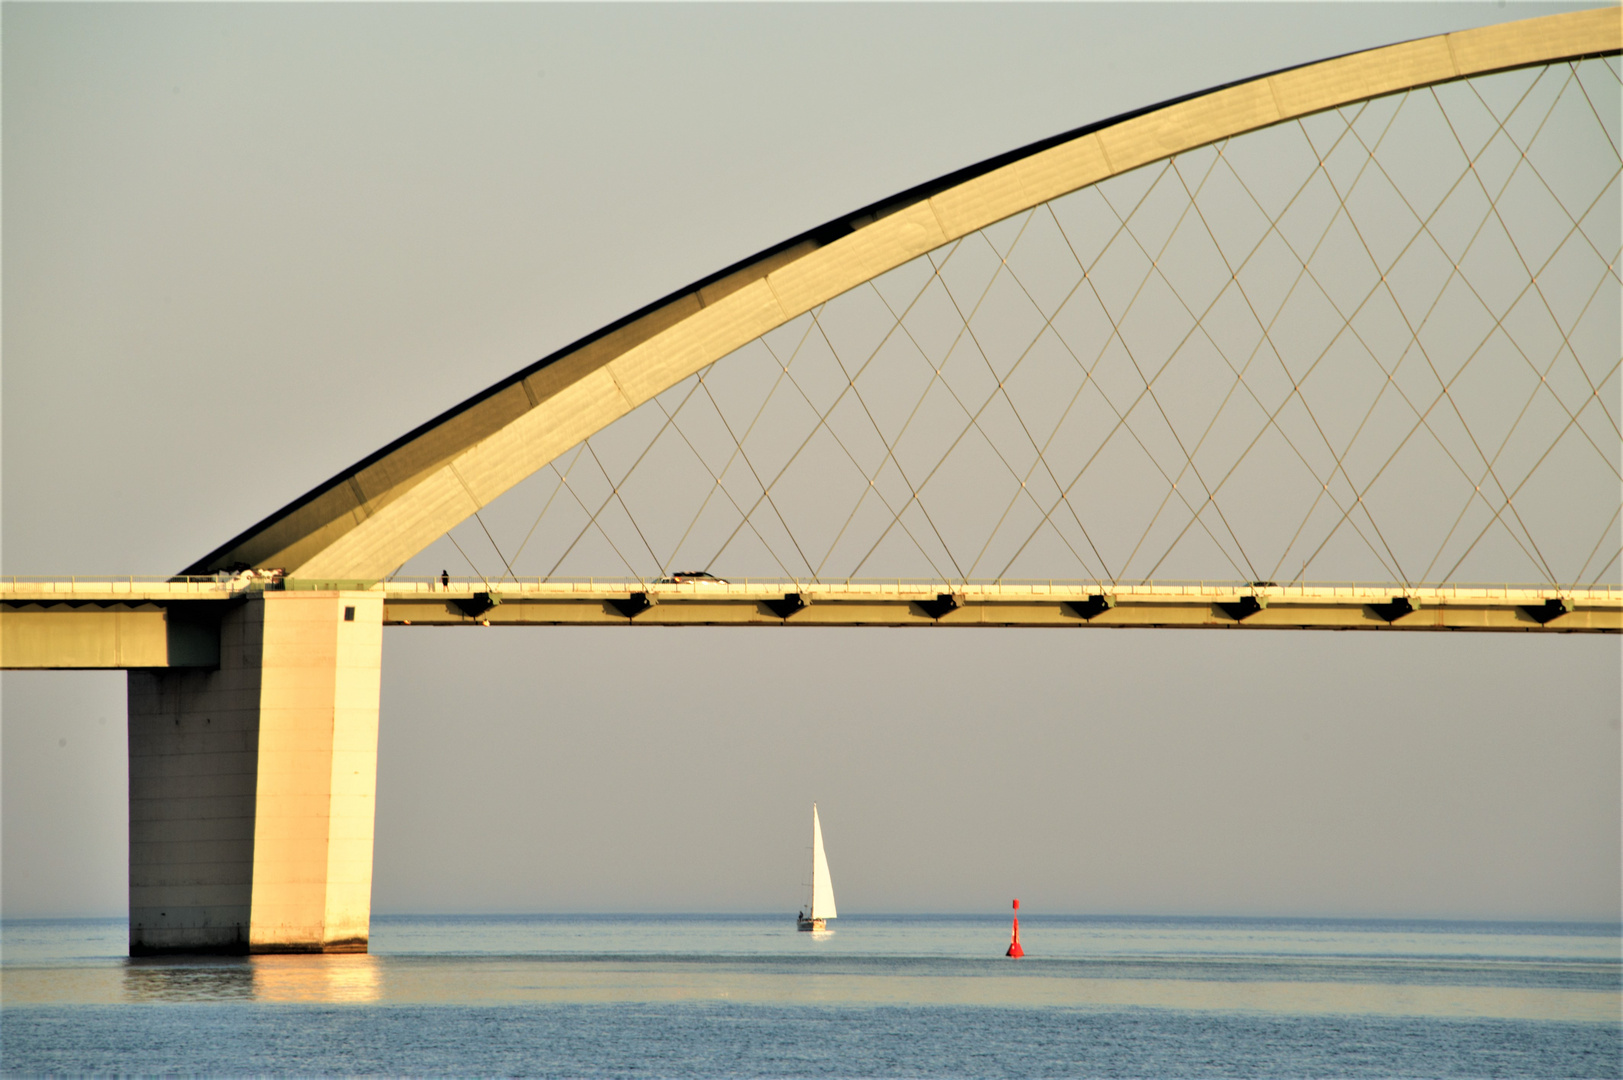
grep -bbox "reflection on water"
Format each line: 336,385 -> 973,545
119,954 -> 382,1004
124,957 -> 255,1002
0,952 -> 1608,1021
345,956 -> 1619,1021
367,912 -> 1622,965
1,915 -> 1616,1023
251,953 -> 381,1003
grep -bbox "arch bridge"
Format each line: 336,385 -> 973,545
2,9 -> 1619,954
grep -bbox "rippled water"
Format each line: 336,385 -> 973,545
3,915 -> 1618,1076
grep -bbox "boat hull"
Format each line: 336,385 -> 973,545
796,917 -> 826,932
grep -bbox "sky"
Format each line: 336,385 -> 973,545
3,2 -> 1618,921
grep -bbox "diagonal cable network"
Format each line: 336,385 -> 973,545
1146,134 -> 1405,585
863,165 -> 1207,581
1087,150 -> 1269,579
459,57 -> 1618,591
646,365 -> 799,580
1384,64 -> 1623,582
1404,78 -> 1622,579
1054,121 -> 1390,583
1247,91 -> 1497,586
1338,66 -> 1616,584
1009,134 -> 1374,583
541,374 -> 718,580
1340,76 -> 1581,580
1005,161 -> 1262,582
775,232 -> 1036,583
507,445 -> 589,573
979,164 -> 1260,583
726,256 -> 970,581
1175,82 -> 1556,585
880,222 -> 1105,581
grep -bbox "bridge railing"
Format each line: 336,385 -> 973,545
1,574 -> 276,598
6,576 -> 1619,602
384,577 -> 1623,599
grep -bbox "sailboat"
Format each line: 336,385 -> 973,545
796,803 -> 837,932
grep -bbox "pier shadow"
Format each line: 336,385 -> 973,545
123,956 -> 256,1002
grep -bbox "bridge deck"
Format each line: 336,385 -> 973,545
2,578 -> 1617,668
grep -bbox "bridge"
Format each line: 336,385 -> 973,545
2,9 -> 1618,953
3,577 -> 1618,668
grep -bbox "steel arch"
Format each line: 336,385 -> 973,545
184,7 -> 1621,583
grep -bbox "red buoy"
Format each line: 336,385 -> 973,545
1006,898 -> 1025,958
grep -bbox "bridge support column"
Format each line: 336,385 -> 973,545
128,591 -> 383,954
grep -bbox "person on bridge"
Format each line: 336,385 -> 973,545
440,570 -> 449,590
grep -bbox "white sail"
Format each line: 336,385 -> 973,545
810,803 -> 837,920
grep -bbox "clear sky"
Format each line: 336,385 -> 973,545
3,2 -> 1618,921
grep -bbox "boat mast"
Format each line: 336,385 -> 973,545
809,803 -> 818,918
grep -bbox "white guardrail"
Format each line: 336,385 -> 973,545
4,576 -> 1620,602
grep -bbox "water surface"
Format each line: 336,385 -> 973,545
3,915 -> 1618,1076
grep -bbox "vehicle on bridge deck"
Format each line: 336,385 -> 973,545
655,571 -> 728,584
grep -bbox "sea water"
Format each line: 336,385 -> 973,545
2,915 -> 1618,1077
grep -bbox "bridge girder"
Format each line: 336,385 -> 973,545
3,578 -> 1618,670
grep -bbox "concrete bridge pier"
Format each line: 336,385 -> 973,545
127,590 -> 383,954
